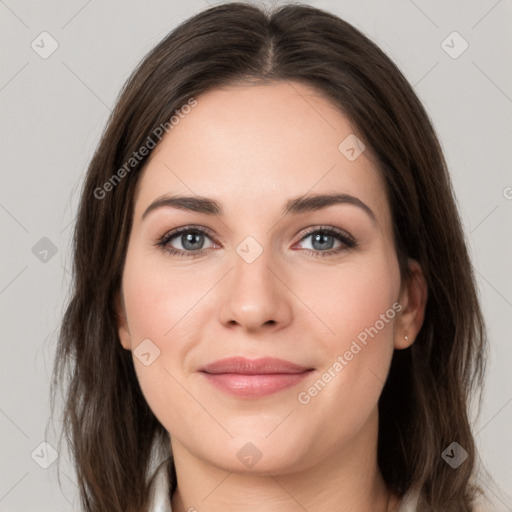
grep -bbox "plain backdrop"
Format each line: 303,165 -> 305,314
1,0 -> 511,510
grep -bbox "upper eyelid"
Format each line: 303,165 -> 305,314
160,224 -> 217,240
295,225 -> 353,241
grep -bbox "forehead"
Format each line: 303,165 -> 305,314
133,81 -> 390,223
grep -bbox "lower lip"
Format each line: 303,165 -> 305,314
201,371 -> 313,398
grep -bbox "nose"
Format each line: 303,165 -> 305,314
217,244 -> 293,333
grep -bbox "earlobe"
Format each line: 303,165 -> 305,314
394,258 -> 428,350
115,290 -> 132,351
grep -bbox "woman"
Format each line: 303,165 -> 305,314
52,2 -> 494,511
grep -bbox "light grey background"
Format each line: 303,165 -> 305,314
1,0 -> 511,510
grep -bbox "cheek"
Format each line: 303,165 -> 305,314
123,277 -> 205,437
122,245 -> 210,347
121,247 -> 220,425
297,251 -> 400,415
305,254 -> 400,352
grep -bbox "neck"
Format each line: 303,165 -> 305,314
169,409 -> 401,512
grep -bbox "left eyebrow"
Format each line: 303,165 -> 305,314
141,192 -> 376,224
283,192 -> 376,224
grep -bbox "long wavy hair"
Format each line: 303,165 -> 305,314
51,2 -> 489,511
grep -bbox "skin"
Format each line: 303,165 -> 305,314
116,81 -> 427,512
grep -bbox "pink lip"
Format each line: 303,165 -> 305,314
199,357 -> 314,398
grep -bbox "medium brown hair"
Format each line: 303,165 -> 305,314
51,2 -> 488,510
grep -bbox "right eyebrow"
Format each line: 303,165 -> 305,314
142,195 -> 222,220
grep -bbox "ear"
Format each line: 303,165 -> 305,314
394,258 -> 428,350
115,290 -> 132,351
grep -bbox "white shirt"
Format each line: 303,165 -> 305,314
146,459 -> 421,512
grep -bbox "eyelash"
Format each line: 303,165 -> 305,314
155,225 -> 357,259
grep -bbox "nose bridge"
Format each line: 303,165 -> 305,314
233,235 -> 274,295
217,233 -> 292,331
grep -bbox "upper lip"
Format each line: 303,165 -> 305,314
200,357 -> 312,375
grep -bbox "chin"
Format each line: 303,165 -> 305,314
196,431 -> 312,476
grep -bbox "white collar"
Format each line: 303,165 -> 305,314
147,459 -> 173,512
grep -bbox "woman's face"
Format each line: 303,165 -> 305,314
117,81 -> 414,474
